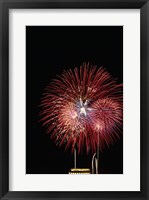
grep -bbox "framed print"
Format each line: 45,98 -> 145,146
0,0 -> 148,200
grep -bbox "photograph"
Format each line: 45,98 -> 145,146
26,26 -> 123,174
1,1 -> 148,199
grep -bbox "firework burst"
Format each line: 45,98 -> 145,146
40,63 -> 123,154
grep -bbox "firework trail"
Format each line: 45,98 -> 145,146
40,63 -> 123,154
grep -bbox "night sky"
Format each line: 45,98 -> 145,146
26,26 -> 123,174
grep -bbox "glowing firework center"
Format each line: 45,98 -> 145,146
77,98 -> 89,117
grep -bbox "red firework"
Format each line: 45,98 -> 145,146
40,63 -> 123,154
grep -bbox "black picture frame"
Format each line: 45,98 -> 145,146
0,0 -> 148,199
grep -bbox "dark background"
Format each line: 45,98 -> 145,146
26,26 -> 123,174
